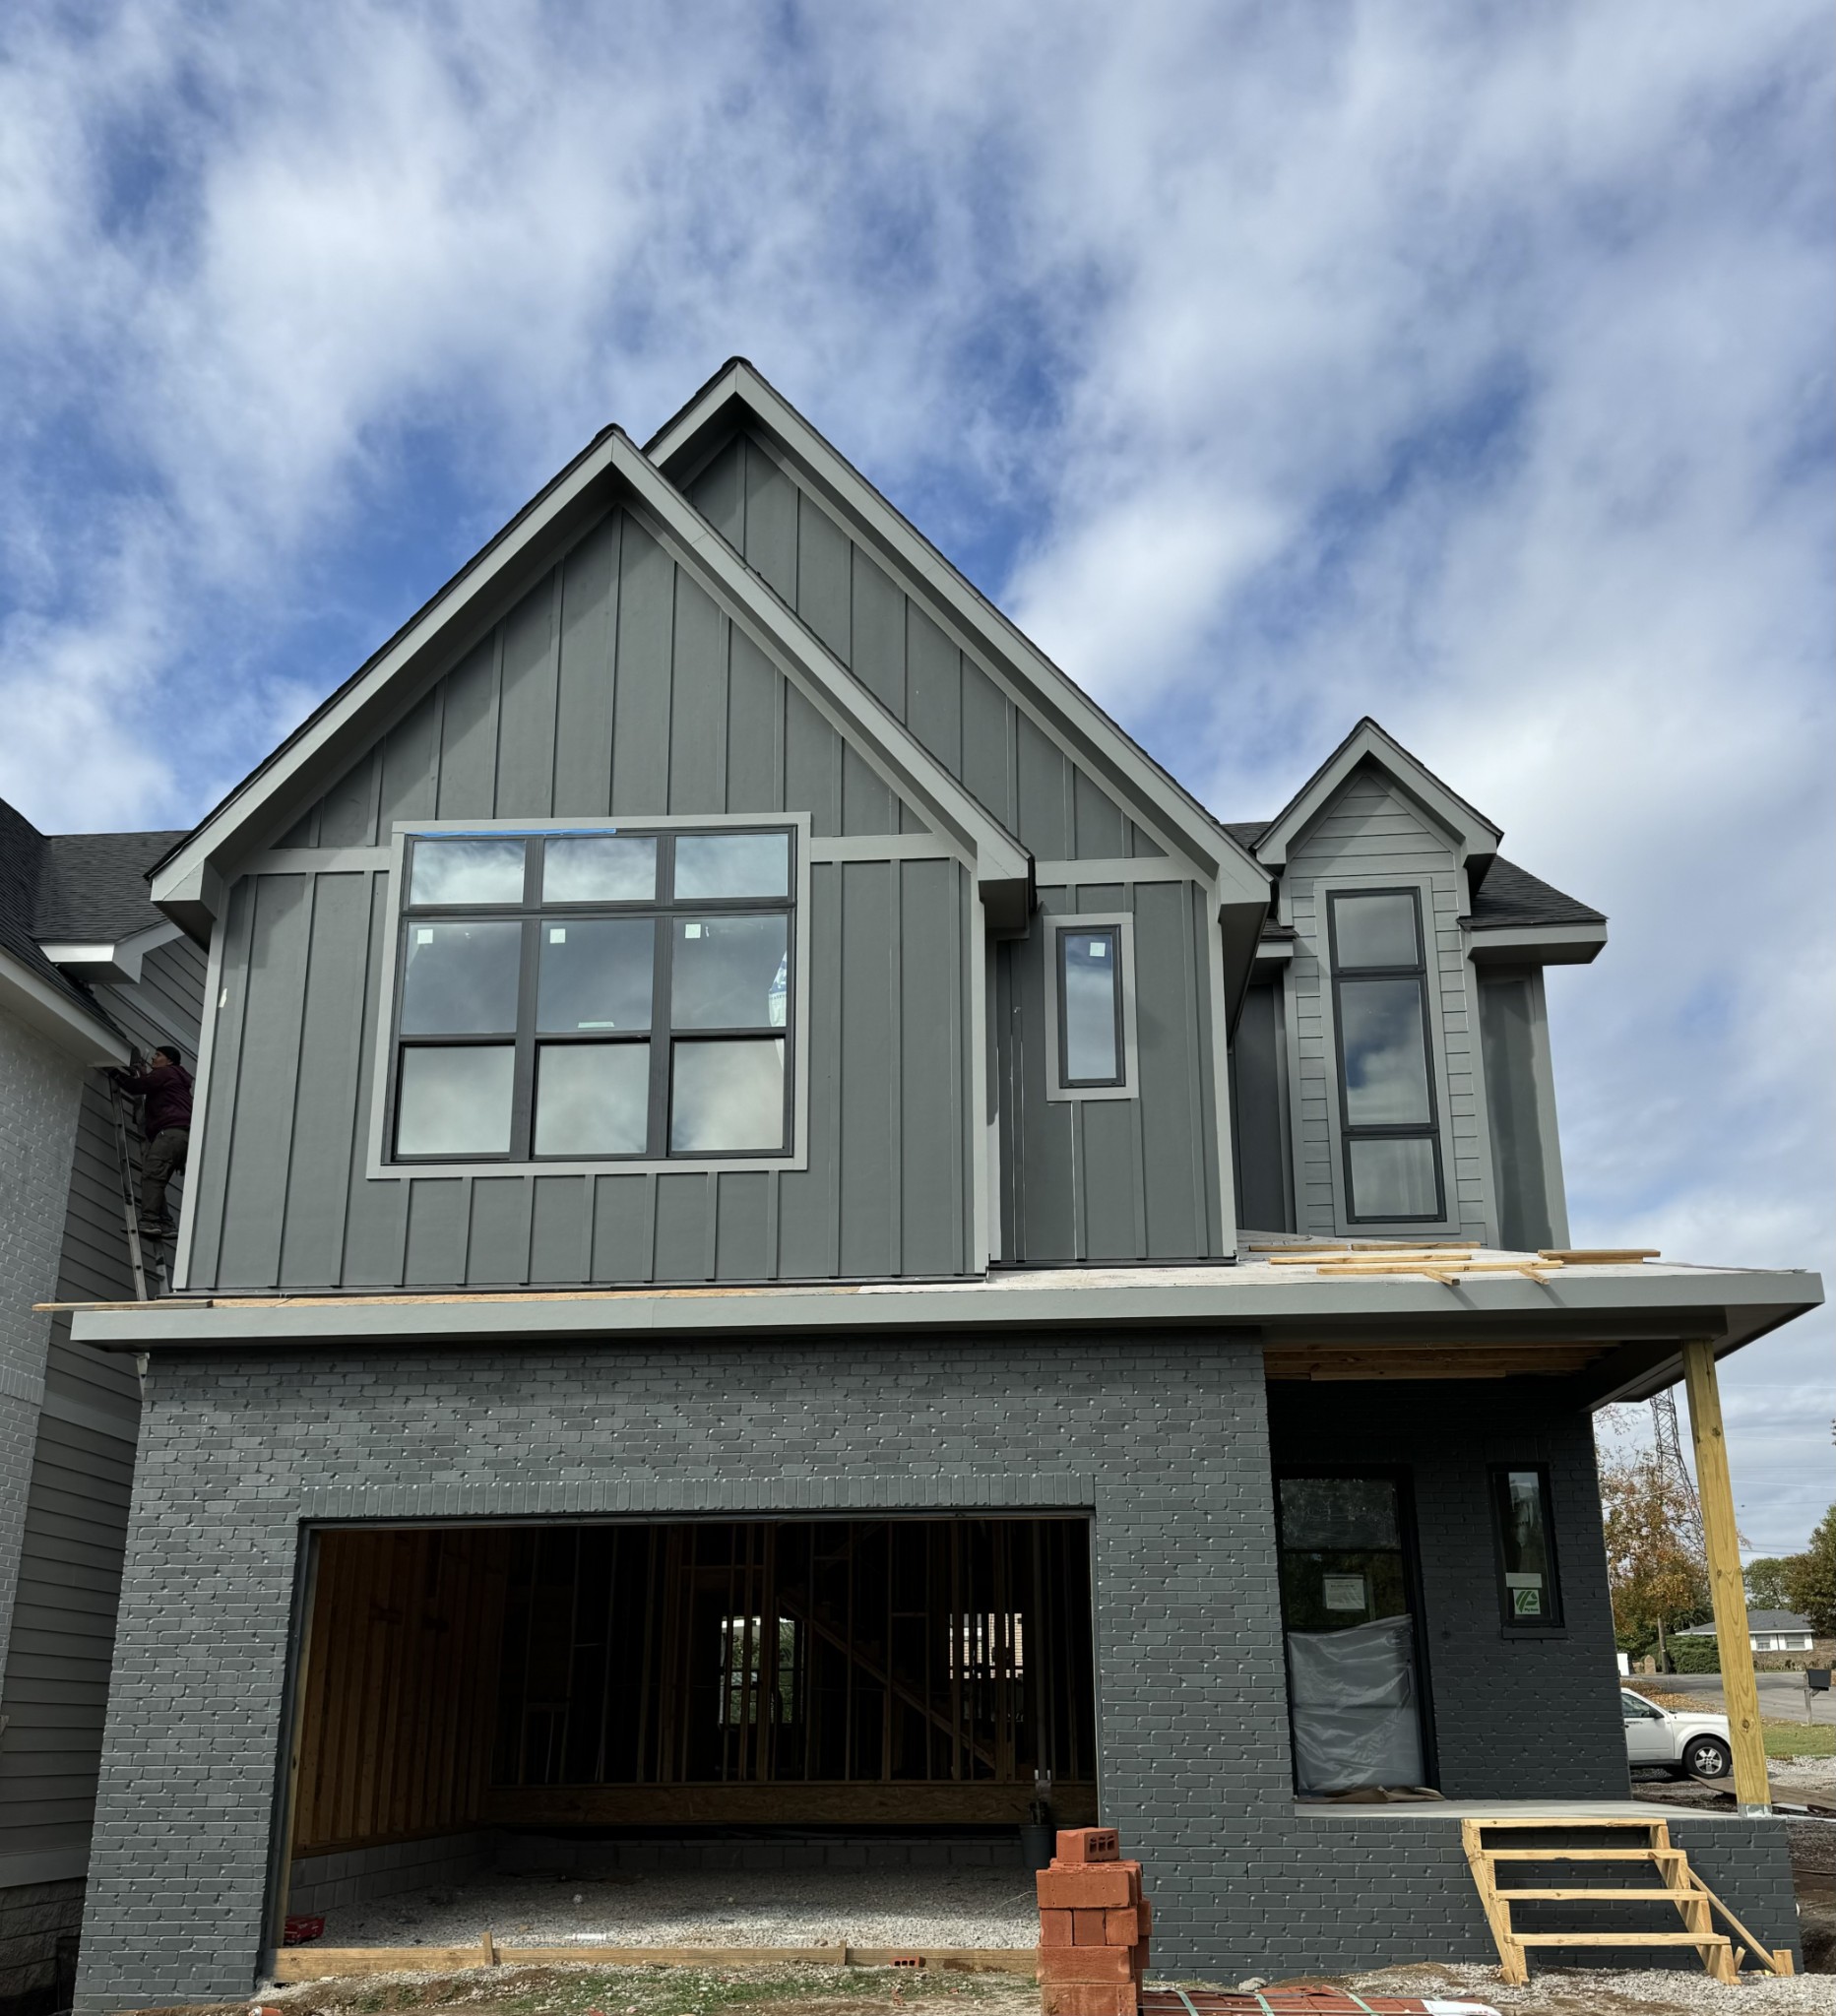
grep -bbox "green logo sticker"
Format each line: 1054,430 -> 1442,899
1513,1588 -> 1544,1616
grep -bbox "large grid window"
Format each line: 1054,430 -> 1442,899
391,828 -> 793,1163
1327,888 -> 1444,1221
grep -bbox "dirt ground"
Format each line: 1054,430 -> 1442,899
183,1950 -> 1836,2016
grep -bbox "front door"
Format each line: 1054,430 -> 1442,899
1276,1474 -> 1432,1795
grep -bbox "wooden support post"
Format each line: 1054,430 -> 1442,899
1680,1340 -> 1770,1813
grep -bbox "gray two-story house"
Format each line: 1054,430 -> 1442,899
64,362 -> 1820,2006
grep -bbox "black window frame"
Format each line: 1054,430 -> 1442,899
1488,1462 -> 1564,1632
387,825 -> 796,1166
1055,924 -> 1125,1090
1326,886 -> 1446,1224
1271,1464 -> 1440,1794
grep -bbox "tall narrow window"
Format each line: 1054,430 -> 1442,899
1490,1466 -> 1562,1628
390,826 -> 793,1164
1046,915 -> 1136,1102
1327,889 -> 1443,1221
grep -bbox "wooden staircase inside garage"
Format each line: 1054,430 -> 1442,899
1461,1816 -> 1794,1984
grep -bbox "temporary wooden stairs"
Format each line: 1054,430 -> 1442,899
1461,1816 -> 1793,1984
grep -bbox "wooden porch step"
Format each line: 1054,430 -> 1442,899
1515,1932 -> 1731,1948
1501,1887 -> 1695,1902
1461,1815 -> 1793,1985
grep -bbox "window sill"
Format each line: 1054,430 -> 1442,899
370,1152 -> 808,1180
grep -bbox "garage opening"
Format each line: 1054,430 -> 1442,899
279,1516 -> 1097,1949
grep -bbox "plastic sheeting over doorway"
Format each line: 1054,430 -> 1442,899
1286,1613 -> 1424,1794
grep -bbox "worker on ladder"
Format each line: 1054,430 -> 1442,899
109,1043 -> 193,1240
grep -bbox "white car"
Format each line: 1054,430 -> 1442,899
1620,1686 -> 1734,1780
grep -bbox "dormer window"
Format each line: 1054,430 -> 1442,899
1327,887 -> 1444,1221
389,826 -> 794,1164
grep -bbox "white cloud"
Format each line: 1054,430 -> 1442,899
0,0 -> 1828,1531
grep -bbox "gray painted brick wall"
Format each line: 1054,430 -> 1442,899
0,1017 -> 85,1681
76,1341 -> 1799,2007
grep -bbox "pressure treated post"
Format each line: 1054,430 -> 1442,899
1680,1340 -> 1770,1812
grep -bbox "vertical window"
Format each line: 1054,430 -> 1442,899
1046,915 -> 1136,1101
1490,1466 -> 1561,1628
391,827 -> 793,1163
1327,889 -> 1443,1221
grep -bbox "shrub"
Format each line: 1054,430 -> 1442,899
1670,1634 -> 1722,1673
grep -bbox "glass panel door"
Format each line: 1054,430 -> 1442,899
1276,1474 -> 1431,1795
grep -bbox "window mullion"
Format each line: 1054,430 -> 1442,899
650,838 -> 676,1157
510,914 -> 540,1160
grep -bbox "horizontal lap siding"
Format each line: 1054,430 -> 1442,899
690,432 -> 1161,860
999,879 -> 1221,1264
188,859 -> 972,1291
0,1414 -> 135,1863
1283,768 -> 1488,1241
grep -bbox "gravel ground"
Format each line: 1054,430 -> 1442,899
322,1866 -> 1039,1950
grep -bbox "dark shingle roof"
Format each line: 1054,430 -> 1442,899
1466,857 -> 1605,931
1226,814 -> 1601,935
35,829 -> 188,939
0,799 -> 182,1038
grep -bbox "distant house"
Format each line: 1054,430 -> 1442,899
1678,1610 -> 1817,1654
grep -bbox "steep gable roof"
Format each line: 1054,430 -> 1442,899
646,359 -> 1269,912
151,427 -> 1032,934
1251,717 -> 1503,874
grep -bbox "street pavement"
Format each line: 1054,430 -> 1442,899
1636,1669 -> 1836,1724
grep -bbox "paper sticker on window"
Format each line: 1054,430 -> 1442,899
1090,940 -> 1108,957
1504,1572 -> 1543,1589
685,922 -> 702,939
1322,1574 -> 1367,1611
415,928 -> 433,945
549,927 -> 566,943
1513,1587 -> 1544,1616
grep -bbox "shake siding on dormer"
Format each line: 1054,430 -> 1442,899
181,507 -> 978,1293
1282,766 -> 1492,1243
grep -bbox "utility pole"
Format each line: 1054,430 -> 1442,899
1650,1386 -> 1704,1562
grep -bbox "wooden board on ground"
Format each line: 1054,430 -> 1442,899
271,1943 -> 1038,1983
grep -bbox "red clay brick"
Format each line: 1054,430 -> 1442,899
1039,1909 -> 1074,1948
1036,1866 -> 1134,1910
1038,1984 -> 1134,2016
1073,1909 -> 1110,1946
1054,1827 -> 1119,1864
1036,1945 -> 1135,1984
1103,1906 -> 1140,1945
1139,1898 -> 1152,1933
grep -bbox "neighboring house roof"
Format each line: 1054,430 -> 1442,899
1678,1610 -> 1814,1637
35,829 -> 189,939
0,798 -> 179,1062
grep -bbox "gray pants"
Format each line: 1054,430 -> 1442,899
142,1127 -> 189,1224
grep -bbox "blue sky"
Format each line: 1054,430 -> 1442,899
2,1 -> 1831,1549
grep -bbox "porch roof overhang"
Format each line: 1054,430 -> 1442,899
68,1257 -> 1821,1408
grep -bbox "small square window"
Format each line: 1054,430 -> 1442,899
396,1045 -> 515,1157
535,1042 -> 650,1156
542,835 -> 658,904
400,921 -> 523,1035
670,1038 -> 786,1152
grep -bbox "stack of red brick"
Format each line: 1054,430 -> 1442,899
1036,1826 -> 1151,2016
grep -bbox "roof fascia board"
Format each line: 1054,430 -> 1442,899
72,1265 -> 1823,1352
611,441 -> 1032,918
1256,721 -> 1504,871
648,364 -> 1268,911
1466,921 -> 1608,967
0,948 -> 130,1065
151,434 -> 628,921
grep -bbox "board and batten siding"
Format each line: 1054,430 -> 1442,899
0,934 -> 206,1883
1281,766 -> 1492,1242
286,506 -> 920,845
185,856 -> 974,1292
687,431 -> 1165,863
995,876 -> 1225,1264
